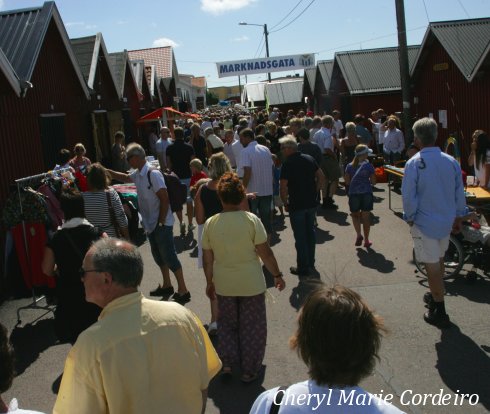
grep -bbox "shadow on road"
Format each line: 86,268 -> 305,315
444,276 -> 490,305
289,277 -> 322,311
436,324 -> 490,410
315,228 -> 334,244
356,248 -> 395,274
10,319 -> 57,376
208,366 -> 266,414
319,210 -> 350,227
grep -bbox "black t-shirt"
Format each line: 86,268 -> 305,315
166,140 -> 195,179
298,142 -> 322,165
192,136 -> 207,166
280,152 -> 319,212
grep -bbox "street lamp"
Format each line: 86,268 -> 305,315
238,21 -> 271,83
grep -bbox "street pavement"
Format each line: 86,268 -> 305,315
1,183 -> 489,414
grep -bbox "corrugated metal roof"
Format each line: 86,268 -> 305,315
0,3 -> 50,82
265,79 -> 304,105
130,59 -> 145,92
128,47 -> 174,80
418,18 -> 490,82
0,1 -> 89,98
304,67 -> 317,91
70,35 -> 96,83
70,32 -> 121,99
107,51 -> 126,96
317,60 -> 334,91
335,46 -> 419,95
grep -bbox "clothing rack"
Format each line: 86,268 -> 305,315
14,167 -> 71,324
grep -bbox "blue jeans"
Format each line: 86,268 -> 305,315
289,207 -> 317,273
249,195 -> 273,234
148,225 -> 182,272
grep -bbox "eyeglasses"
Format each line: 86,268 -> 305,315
79,267 -> 103,277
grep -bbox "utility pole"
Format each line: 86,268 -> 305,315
264,24 -> 271,83
395,0 -> 412,145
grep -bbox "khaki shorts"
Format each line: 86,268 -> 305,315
321,155 -> 342,182
411,225 -> 450,264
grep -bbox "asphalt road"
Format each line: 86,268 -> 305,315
1,183 -> 489,414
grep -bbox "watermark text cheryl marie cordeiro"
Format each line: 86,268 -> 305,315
273,388 -> 480,411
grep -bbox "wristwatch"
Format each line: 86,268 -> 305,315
274,272 -> 283,278
158,222 -> 164,227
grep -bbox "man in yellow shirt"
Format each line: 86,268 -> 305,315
54,238 -> 221,414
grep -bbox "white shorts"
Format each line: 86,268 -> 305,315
411,225 -> 450,264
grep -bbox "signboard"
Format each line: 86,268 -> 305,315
433,63 -> 449,71
216,54 -> 315,78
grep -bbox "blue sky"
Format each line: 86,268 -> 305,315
2,0 -> 489,87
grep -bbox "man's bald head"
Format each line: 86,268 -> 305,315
88,238 -> 144,288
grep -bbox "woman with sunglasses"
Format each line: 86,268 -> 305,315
42,190 -> 107,343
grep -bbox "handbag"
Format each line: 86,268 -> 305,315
105,191 -> 122,237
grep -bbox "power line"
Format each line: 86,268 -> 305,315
421,0 -> 430,23
253,33 -> 265,58
269,0 -> 305,30
270,0 -> 316,33
456,0 -> 470,18
314,25 -> 426,55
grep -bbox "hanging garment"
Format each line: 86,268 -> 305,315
2,188 -> 49,228
11,222 -> 54,289
38,184 -> 64,230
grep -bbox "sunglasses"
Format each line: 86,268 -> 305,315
79,267 -> 102,277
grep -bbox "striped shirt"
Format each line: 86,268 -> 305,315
82,189 -> 128,237
239,141 -> 273,196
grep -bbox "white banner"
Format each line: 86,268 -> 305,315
216,54 -> 315,78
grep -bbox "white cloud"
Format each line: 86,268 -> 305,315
201,0 -> 257,15
65,21 -> 97,30
65,21 -> 85,27
230,35 -> 249,42
152,37 -> 180,48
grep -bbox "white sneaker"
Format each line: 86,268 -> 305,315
188,223 -> 196,232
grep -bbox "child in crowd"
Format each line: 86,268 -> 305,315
189,159 -> 208,188
344,145 -> 376,248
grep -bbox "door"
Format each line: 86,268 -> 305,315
39,115 -> 66,170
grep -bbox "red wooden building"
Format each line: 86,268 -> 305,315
108,50 -> 144,144
410,18 -> 490,165
0,1 -> 91,207
312,60 -> 334,115
70,33 -> 123,165
328,46 -> 419,123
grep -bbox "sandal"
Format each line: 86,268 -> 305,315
364,240 -> 372,248
355,235 -> 363,246
240,373 -> 259,383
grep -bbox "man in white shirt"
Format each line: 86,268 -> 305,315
239,128 -> 274,241
383,116 -> 405,165
223,129 -> 238,168
107,143 -> 190,305
155,127 -> 171,170
332,110 -> 344,139
313,116 -> 341,209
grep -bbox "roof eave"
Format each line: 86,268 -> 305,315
468,41 -> 490,82
96,33 -> 122,100
0,49 -> 21,96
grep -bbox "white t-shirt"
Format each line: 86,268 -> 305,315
239,141 -> 273,196
6,398 -> 45,414
474,150 -> 490,188
333,119 -> 343,138
250,380 -> 405,414
206,134 -> 224,150
155,138 -> 170,155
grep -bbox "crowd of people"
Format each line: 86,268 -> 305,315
2,105 -> 490,413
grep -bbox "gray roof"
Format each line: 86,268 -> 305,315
412,18 -> 490,82
265,79 -> 304,105
0,1 -> 89,97
317,60 -> 334,92
335,46 -> 419,95
108,51 -> 127,97
304,67 -> 317,91
70,33 -> 121,99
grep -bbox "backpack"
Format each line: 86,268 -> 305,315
147,169 -> 187,212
